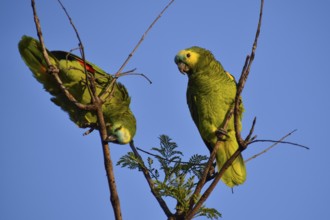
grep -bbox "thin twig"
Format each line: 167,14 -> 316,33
137,147 -> 166,161
57,0 -> 83,52
56,0 -> 97,101
31,0 -> 96,112
115,0 -> 175,77
245,117 -> 257,143
137,147 -> 207,166
99,0 -> 175,101
31,0 -> 50,65
250,140 -> 309,149
113,68 -> 153,84
234,0 -> 264,148
245,129 -> 309,163
130,141 -> 173,218
119,72 -> 153,84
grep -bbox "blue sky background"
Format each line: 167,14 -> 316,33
1,0 -> 330,219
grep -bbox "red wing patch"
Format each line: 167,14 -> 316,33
77,59 -> 95,74
40,65 -> 47,74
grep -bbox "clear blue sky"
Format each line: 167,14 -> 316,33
1,0 -> 330,219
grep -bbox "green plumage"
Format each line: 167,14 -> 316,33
18,35 -> 136,144
174,46 -> 246,187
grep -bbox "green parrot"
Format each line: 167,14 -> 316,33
18,35 -> 136,144
174,46 -> 246,187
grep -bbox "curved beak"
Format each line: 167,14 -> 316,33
177,62 -> 189,74
175,54 -> 189,75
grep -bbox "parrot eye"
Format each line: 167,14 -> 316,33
114,126 -> 122,132
186,53 -> 191,58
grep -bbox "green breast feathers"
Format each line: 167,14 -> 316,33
175,46 -> 246,187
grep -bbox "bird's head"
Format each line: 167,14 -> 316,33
174,46 -> 214,75
106,113 -> 136,145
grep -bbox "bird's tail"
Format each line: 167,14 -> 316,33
216,130 -> 246,187
18,35 -> 58,90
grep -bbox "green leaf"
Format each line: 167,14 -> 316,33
195,207 -> 222,219
116,152 -> 141,170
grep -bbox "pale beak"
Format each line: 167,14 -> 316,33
177,62 -> 189,74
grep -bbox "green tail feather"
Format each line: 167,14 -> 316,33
18,36 -> 61,95
216,131 -> 246,187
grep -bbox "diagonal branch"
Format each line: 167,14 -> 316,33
234,0 -> 264,148
129,141 -> 173,218
185,148 -> 242,220
99,0 -> 175,101
115,0 -> 175,77
246,129 -> 309,163
56,0 -> 97,100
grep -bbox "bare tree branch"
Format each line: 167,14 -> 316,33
99,0 -> 175,101
56,0 -> 97,100
246,129 -> 309,163
129,141 -> 173,218
115,0 -> 175,77
250,139 -> 309,149
119,72 -> 153,84
234,0 -> 264,148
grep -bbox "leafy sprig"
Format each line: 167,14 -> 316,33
117,135 -> 221,219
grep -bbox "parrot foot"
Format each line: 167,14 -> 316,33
81,123 -> 98,136
83,127 -> 95,136
215,128 -> 228,141
81,122 -> 98,128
